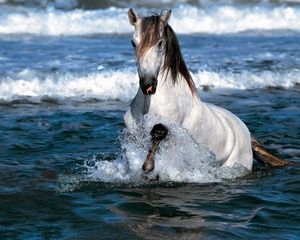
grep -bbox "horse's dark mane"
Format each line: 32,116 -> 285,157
162,24 -> 196,94
139,15 -> 196,95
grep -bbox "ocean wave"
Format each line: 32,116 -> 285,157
0,68 -> 299,103
192,70 -> 300,89
1,4 -> 300,35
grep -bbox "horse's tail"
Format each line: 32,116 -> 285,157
251,137 -> 293,167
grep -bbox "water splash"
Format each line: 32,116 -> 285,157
59,115 -> 249,190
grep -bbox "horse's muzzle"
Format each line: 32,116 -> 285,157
140,76 -> 157,95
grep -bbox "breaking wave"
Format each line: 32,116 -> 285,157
1,4 -> 300,36
0,68 -> 299,103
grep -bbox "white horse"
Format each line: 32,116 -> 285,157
124,9 -> 289,173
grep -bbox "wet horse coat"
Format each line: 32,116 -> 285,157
124,9 -> 254,171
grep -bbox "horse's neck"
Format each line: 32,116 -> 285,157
154,71 -> 193,102
145,71 -> 201,124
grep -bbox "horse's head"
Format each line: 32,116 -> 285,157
128,8 -> 171,95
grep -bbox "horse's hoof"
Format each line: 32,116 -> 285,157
150,123 -> 168,141
142,160 -> 154,173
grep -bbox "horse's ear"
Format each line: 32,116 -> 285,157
128,8 -> 139,26
161,9 -> 172,25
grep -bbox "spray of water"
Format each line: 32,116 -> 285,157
74,115 -> 249,185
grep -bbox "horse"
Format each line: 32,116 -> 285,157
124,8 -> 290,173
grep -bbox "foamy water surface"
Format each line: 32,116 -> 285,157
1,4 -> 300,35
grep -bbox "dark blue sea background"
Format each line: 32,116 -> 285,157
0,0 -> 299,239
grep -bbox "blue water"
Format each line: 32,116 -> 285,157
1,1 -> 300,239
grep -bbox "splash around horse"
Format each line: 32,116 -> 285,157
124,8 -> 290,173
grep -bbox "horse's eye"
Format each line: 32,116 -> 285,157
158,40 -> 163,48
131,40 -> 136,48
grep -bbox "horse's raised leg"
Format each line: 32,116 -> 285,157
143,123 -> 168,173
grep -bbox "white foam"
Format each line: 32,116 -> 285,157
0,7 -> 131,35
171,5 -> 300,34
0,68 -> 299,102
0,68 -> 137,102
1,4 -> 300,35
82,115 -> 248,184
192,69 -> 300,89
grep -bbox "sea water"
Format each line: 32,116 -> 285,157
0,0 -> 299,239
